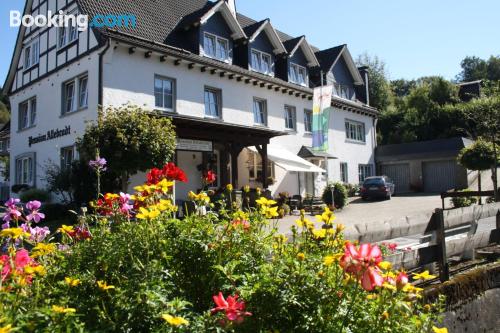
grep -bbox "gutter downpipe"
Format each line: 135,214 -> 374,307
98,39 -> 111,106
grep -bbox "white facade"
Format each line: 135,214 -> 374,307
5,0 -> 377,201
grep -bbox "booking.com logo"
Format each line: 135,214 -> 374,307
10,10 -> 137,31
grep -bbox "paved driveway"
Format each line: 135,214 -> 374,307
277,194 -> 443,234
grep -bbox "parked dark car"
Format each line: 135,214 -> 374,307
360,176 -> 395,200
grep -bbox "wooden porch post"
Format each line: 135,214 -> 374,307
230,144 -> 243,188
261,143 -> 268,189
220,144 -> 230,186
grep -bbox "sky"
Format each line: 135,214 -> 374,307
1,0 -> 499,86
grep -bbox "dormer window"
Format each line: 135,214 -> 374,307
203,32 -> 229,62
23,38 -> 39,70
250,49 -> 272,75
289,63 -> 308,86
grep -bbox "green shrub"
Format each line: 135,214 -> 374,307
344,183 -> 360,197
19,188 -> 51,202
322,182 -> 349,209
451,189 -> 478,208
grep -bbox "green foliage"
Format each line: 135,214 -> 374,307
457,55 -> 500,82
76,105 -> 176,191
451,190 -> 478,208
356,53 -> 394,113
322,182 -> 349,209
43,163 -> 74,204
0,155 -> 9,181
19,188 -> 51,202
344,183 -> 360,197
41,203 -> 78,223
458,139 -> 497,171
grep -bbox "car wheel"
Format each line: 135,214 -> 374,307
361,196 -> 368,201
386,193 -> 391,200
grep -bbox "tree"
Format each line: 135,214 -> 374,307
458,139 -> 498,203
356,53 -> 394,113
77,105 -> 177,192
456,55 -> 500,82
451,94 -> 500,201
0,86 -> 10,125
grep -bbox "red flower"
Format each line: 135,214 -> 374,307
163,162 -> 188,183
211,292 -> 252,324
204,170 -> 216,184
146,168 -> 163,185
340,242 -> 384,291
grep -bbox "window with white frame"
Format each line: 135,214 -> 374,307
154,75 -> 175,111
289,62 -> 307,86
345,119 -> 366,143
18,97 -> 36,130
203,32 -> 229,62
250,49 -> 272,75
248,151 -> 274,180
62,74 -> 88,114
58,12 -> 78,48
253,98 -> 267,125
15,155 -> 35,185
358,164 -> 373,183
24,37 -> 39,69
340,162 -> 348,183
60,146 -> 75,171
304,109 -> 312,133
204,87 -> 221,118
284,105 -> 296,130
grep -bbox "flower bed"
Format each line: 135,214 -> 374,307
0,163 -> 447,332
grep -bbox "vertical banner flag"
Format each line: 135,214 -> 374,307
312,85 -> 333,152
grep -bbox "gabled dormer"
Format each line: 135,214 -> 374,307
277,36 -> 319,87
314,45 -> 365,102
238,19 -> 287,76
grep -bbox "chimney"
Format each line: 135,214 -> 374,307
358,66 -> 370,106
225,0 -> 236,17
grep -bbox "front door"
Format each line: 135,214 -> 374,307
176,151 -> 203,201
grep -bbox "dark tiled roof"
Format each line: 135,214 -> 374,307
242,19 -> 267,38
283,36 -> 304,54
315,45 -> 345,72
78,0 -> 208,44
376,137 -> 473,162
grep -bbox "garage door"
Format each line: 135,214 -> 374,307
380,163 -> 410,193
422,160 -> 457,193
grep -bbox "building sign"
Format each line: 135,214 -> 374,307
28,126 -> 71,147
176,138 -> 213,152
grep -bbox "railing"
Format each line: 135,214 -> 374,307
440,190 -> 495,210
386,203 -> 500,282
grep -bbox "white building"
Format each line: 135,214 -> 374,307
3,0 -> 378,202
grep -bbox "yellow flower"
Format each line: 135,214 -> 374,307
232,210 -> 249,221
378,261 -> 392,270
381,311 -> 389,320
24,265 -> 46,276
382,283 -> 397,291
263,206 -> 279,218
157,179 -> 174,193
97,280 -> 115,291
226,184 -> 234,192
296,252 -> 306,261
366,294 -> 378,300
51,305 -> 76,314
296,218 -> 314,229
0,324 -> 12,333
104,193 -> 119,200
161,314 -> 189,327
65,277 -> 81,287
412,270 -> 436,281
323,253 -> 342,266
31,243 -> 57,258
243,185 -> 250,193
255,197 -> 277,207
336,223 -> 345,233
136,207 -> 161,220
58,225 -> 74,234
402,284 -> 423,294
0,228 -> 29,239
432,327 -> 448,333
315,207 -> 336,225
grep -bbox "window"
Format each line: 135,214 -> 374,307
250,49 -> 272,75
15,155 -> 34,185
58,12 -> 79,48
289,63 -> 307,86
204,87 -> 221,118
154,75 -> 175,111
62,74 -> 88,114
304,109 -> 312,133
284,105 -> 296,130
60,146 -> 74,171
253,98 -> 267,125
23,38 -> 39,69
203,32 -> 229,62
248,151 -> 275,180
340,162 -> 348,183
333,83 -> 356,101
345,119 -> 366,143
358,164 -> 373,183
18,97 -> 36,130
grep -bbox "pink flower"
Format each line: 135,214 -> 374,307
3,207 -> 22,222
340,242 -> 384,291
29,226 -> 50,243
15,249 -> 32,269
396,271 -> 409,289
388,243 -> 398,251
26,200 -> 45,223
5,198 -> 20,209
211,292 -> 252,324
119,192 -> 133,214
0,255 -> 11,282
